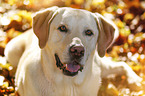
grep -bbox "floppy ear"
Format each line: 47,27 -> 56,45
94,13 -> 117,57
33,6 -> 59,48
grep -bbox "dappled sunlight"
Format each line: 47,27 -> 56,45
0,0 -> 145,95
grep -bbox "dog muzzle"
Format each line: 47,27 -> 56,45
54,54 -> 83,76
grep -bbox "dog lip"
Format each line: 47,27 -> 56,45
63,70 -> 78,76
54,54 -> 83,76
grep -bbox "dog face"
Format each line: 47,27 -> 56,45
48,8 -> 99,76
33,7 -> 116,76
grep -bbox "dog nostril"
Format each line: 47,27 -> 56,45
70,48 -> 77,53
80,51 -> 84,56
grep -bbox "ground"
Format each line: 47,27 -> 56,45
0,0 -> 145,95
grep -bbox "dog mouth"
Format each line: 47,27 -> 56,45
54,54 -> 83,76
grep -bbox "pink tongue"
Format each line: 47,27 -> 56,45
66,62 -> 80,72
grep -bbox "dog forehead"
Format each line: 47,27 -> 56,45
57,8 -> 95,25
62,8 -> 88,17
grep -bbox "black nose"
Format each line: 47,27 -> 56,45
70,45 -> 85,59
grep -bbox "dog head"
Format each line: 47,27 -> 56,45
33,6 -> 116,76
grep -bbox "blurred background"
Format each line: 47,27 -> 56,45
0,0 -> 145,95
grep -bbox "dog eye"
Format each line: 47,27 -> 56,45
58,25 -> 68,32
85,30 -> 93,36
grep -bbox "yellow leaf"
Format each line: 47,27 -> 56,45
106,83 -> 119,96
92,0 -> 105,6
130,65 -> 141,72
0,63 -> 11,70
120,27 -> 131,37
124,13 -> 134,22
8,0 -> 16,5
7,28 -> 22,39
115,19 -> 125,28
3,82 -> 9,88
18,10 -> 32,23
64,0 -> 72,6
74,0 -> 84,5
10,14 -> 22,22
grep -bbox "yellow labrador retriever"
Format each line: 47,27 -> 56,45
5,6 -> 142,96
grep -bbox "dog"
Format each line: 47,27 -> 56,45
4,6 -> 142,96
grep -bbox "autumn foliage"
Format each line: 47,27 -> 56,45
0,0 -> 145,95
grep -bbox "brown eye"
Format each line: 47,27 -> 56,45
85,30 -> 93,36
58,25 -> 68,32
